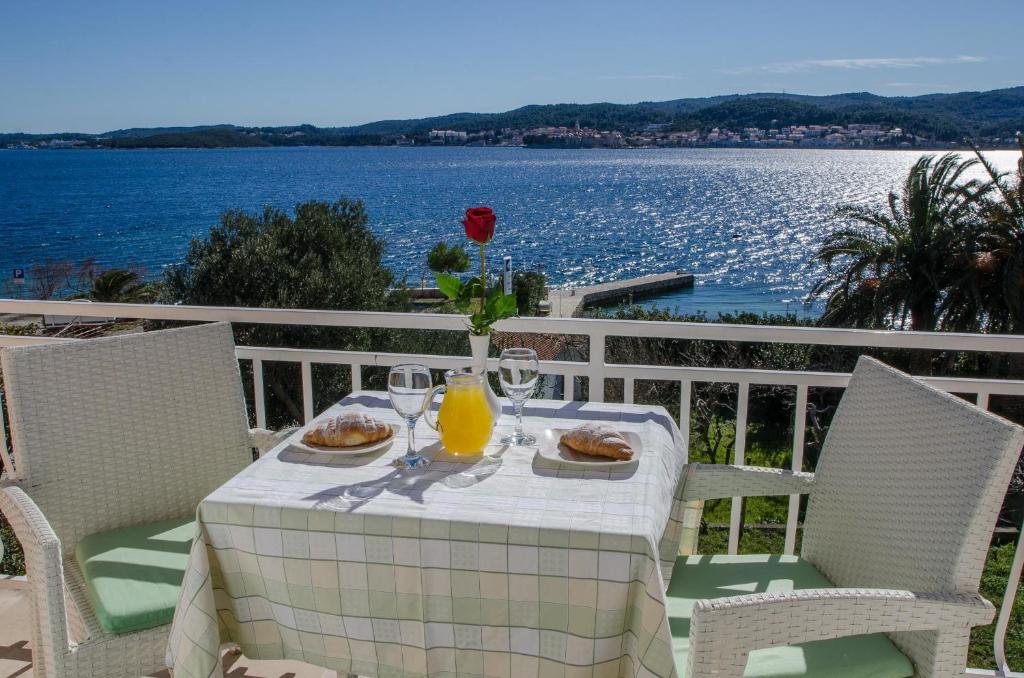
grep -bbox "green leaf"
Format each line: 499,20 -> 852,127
477,290 -> 518,328
436,273 -> 462,300
494,293 -> 518,319
483,289 -> 499,317
469,310 -> 491,333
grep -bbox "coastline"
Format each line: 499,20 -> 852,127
3,143 -> 1018,152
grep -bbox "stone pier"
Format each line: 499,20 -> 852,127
545,272 -> 694,317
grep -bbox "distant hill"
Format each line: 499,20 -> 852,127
106,128 -> 272,148
102,124 -> 240,139
4,87 -> 1022,148
332,87 -> 1024,140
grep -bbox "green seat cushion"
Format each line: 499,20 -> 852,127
667,555 -> 914,678
74,516 -> 195,635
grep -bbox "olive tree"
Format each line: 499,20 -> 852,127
162,198 -> 405,425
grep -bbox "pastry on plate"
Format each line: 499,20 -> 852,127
560,423 -> 634,461
302,411 -> 394,448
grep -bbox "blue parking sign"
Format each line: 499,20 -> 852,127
12,268 -> 25,284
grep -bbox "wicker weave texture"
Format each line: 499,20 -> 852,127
0,482 -> 69,677
1,322 -> 253,549
803,356 -> 1024,594
686,588 -> 993,678
680,464 -> 815,501
0,323 -> 257,678
678,356 -> 1024,678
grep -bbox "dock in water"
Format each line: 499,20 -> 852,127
546,272 -> 694,317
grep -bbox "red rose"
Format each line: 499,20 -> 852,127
463,206 -> 496,244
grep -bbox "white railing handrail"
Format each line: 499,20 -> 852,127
236,345 -> 1024,395
5,298 -> 1024,352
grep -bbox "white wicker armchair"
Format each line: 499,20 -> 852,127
677,356 -> 1024,678
0,322 -> 288,678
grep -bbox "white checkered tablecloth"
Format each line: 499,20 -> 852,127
168,392 -> 690,678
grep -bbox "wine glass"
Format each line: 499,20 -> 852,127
498,348 -> 540,445
388,364 -> 432,469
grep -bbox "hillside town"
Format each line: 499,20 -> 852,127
415,121 -> 949,149
2,121 -> 986,151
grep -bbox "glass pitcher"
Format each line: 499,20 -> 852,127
425,368 -> 496,457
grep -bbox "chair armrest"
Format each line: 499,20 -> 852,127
0,482 -> 70,674
687,587 -> 993,678
249,427 -> 298,457
680,464 -> 815,501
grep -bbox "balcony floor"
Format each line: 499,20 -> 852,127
0,587 -> 335,678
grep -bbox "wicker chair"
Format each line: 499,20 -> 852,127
0,323 -> 288,678
674,356 -> 1024,677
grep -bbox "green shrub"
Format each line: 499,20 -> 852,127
426,241 -> 470,274
512,271 -> 547,316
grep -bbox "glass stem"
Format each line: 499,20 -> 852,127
406,418 -> 417,457
514,401 -> 524,437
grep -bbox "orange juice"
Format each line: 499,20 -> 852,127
437,382 -> 494,456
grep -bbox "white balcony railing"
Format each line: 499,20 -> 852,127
1,298 -> 1023,676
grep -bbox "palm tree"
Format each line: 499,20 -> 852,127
962,136 -> 1024,333
86,269 -> 152,303
810,153 -> 987,331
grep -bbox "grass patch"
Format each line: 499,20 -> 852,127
0,513 -> 24,575
973,540 -> 1024,670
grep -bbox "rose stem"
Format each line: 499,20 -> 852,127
479,241 -> 487,326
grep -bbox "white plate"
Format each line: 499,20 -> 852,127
287,424 -> 400,456
535,427 -> 642,468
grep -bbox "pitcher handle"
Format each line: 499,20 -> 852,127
423,384 -> 446,432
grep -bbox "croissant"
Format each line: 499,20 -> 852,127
560,423 -> 634,461
302,411 -> 393,448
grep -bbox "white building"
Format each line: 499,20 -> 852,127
428,130 -> 468,144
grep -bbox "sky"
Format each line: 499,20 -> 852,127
2,0 -> 1022,134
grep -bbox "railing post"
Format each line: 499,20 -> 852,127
623,378 -> 635,405
728,382 -> 750,555
252,358 -> 267,430
301,361 -> 314,424
784,385 -> 808,555
679,380 -> 692,452
589,332 -> 606,403
351,363 -> 362,393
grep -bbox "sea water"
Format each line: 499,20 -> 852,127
1,146 -> 1017,318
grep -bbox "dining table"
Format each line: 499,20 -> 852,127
167,391 -> 693,678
